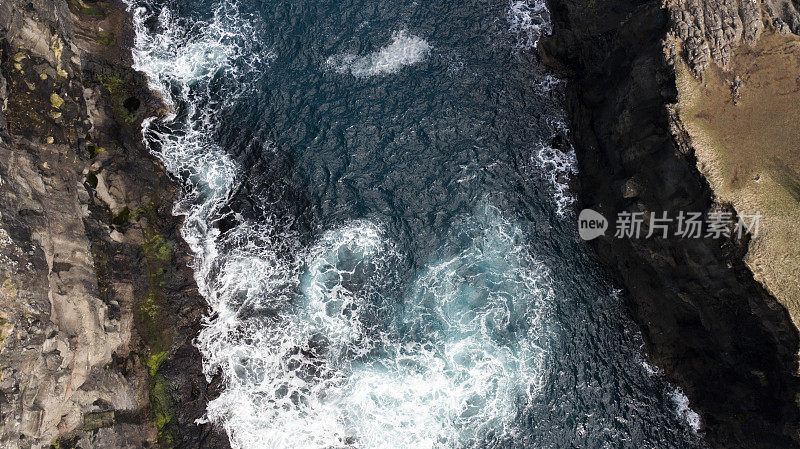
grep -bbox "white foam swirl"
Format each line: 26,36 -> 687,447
203,210 -> 552,449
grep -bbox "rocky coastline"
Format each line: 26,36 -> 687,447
541,0 -> 800,447
3,0 -> 799,448
0,1 -> 229,448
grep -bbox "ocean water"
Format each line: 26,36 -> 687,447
128,0 -> 706,447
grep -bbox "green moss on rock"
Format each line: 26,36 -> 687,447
142,230 -> 173,263
49,436 -> 79,449
136,216 -> 180,447
94,31 -> 116,47
67,0 -> 108,18
150,372 -> 176,448
50,93 -> 64,109
96,73 -> 139,125
87,142 -> 106,158
82,411 -> 115,431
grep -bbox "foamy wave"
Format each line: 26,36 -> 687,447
507,0 -> 552,51
130,1 -> 552,447
670,387 -> 702,433
535,122 -> 577,217
204,210 -> 551,449
130,2 -> 273,107
536,73 -> 563,92
639,355 -> 663,377
129,0 -> 273,309
326,29 -> 431,78
201,221 -> 396,449
536,144 -> 577,214
299,221 -> 399,358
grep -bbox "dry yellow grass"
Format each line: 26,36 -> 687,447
673,31 -> 800,328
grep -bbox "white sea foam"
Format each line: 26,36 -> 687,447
640,356 -> 663,377
536,142 -> 577,217
130,3 -> 273,108
326,29 -> 431,78
670,387 -> 702,433
507,0 -> 572,216
507,0 -> 552,51
535,119 -> 578,217
201,221 -> 395,449
130,1 -> 552,447
536,73 -> 563,92
198,212 -> 553,449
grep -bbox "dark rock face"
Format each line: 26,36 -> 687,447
541,0 -> 800,447
0,1 -> 229,447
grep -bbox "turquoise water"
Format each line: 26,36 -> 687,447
129,0 -> 706,447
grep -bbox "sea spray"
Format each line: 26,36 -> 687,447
535,117 -> 578,217
670,387 -> 703,434
504,0 -> 577,216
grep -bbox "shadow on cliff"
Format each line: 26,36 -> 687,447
539,0 -> 800,447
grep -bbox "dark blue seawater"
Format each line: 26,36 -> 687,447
129,0 -> 707,447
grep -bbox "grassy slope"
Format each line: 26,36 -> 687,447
674,30 -> 800,330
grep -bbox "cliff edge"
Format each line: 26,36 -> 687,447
541,0 -> 800,447
665,0 -> 800,334
0,1 -> 229,448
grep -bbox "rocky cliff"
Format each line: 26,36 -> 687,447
541,0 -> 800,447
0,1 -> 229,448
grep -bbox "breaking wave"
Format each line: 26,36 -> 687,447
670,387 -> 703,434
507,0 -> 552,51
205,209 -> 553,449
535,118 -> 577,217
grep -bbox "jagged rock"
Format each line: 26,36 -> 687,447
0,1 -> 229,448
764,0 -> 800,34
731,75 -> 743,104
667,0 -> 800,75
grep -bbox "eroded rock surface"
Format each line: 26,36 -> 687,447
666,0 -> 800,75
0,1 -> 229,448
